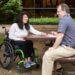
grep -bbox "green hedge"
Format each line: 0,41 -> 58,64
0,17 -> 75,25
29,17 -> 59,25
29,17 -> 75,25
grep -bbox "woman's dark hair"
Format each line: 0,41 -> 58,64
16,12 -> 30,30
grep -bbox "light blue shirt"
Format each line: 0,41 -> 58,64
58,14 -> 75,47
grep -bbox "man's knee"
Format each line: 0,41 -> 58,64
43,47 -> 55,60
43,51 -> 50,60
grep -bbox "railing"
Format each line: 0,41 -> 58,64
23,8 -> 75,17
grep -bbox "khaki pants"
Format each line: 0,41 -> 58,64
42,45 -> 75,75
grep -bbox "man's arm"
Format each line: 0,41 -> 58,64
53,32 -> 64,49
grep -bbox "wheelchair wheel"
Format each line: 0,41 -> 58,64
15,49 -> 25,66
15,48 -> 24,60
0,42 -> 14,69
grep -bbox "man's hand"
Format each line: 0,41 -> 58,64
50,31 -> 57,35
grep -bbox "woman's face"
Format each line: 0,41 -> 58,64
23,14 -> 28,24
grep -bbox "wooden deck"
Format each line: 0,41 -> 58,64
0,64 -> 41,75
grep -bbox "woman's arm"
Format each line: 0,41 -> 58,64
29,25 -> 47,35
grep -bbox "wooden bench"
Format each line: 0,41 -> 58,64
54,55 -> 75,75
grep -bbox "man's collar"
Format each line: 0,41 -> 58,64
59,13 -> 70,19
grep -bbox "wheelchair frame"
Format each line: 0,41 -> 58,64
0,26 -> 40,69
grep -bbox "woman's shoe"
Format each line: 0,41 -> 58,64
24,62 -> 31,68
28,61 -> 36,66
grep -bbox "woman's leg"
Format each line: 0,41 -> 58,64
14,41 -> 28,58
14,40 -> 35,64
24,40 -> 34,58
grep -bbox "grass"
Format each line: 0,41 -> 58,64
0,34 -> 4,44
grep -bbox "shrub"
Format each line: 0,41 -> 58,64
29,17 -> 58,25
0,0 -> 23,24
0,0 -> 23,14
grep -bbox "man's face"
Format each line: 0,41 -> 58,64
57,5 -> 66,18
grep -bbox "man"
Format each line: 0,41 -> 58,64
42,3 -> 75,75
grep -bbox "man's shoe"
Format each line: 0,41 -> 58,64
56,68 -> 63,72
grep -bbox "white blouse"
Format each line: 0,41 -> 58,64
9,23 -> 42,41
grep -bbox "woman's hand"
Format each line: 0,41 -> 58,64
41,32 -> 47,36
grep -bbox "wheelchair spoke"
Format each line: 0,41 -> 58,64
0,42 -> 14,68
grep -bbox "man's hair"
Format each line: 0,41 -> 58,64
58,3 -> 70,13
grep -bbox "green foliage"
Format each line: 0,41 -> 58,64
29,17 -> 75,25
1,16 -> 75,25
0,35 -> 4,44
0,0 -> 23,24
29,17 -> 59,25
0,0 -> 23,14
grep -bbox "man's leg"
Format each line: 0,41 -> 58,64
42,52 -> 54,75
42,46 -> 75,75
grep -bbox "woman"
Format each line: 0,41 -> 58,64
9,12 -> 47,68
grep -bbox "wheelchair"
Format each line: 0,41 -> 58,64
0,26 -> 40,69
